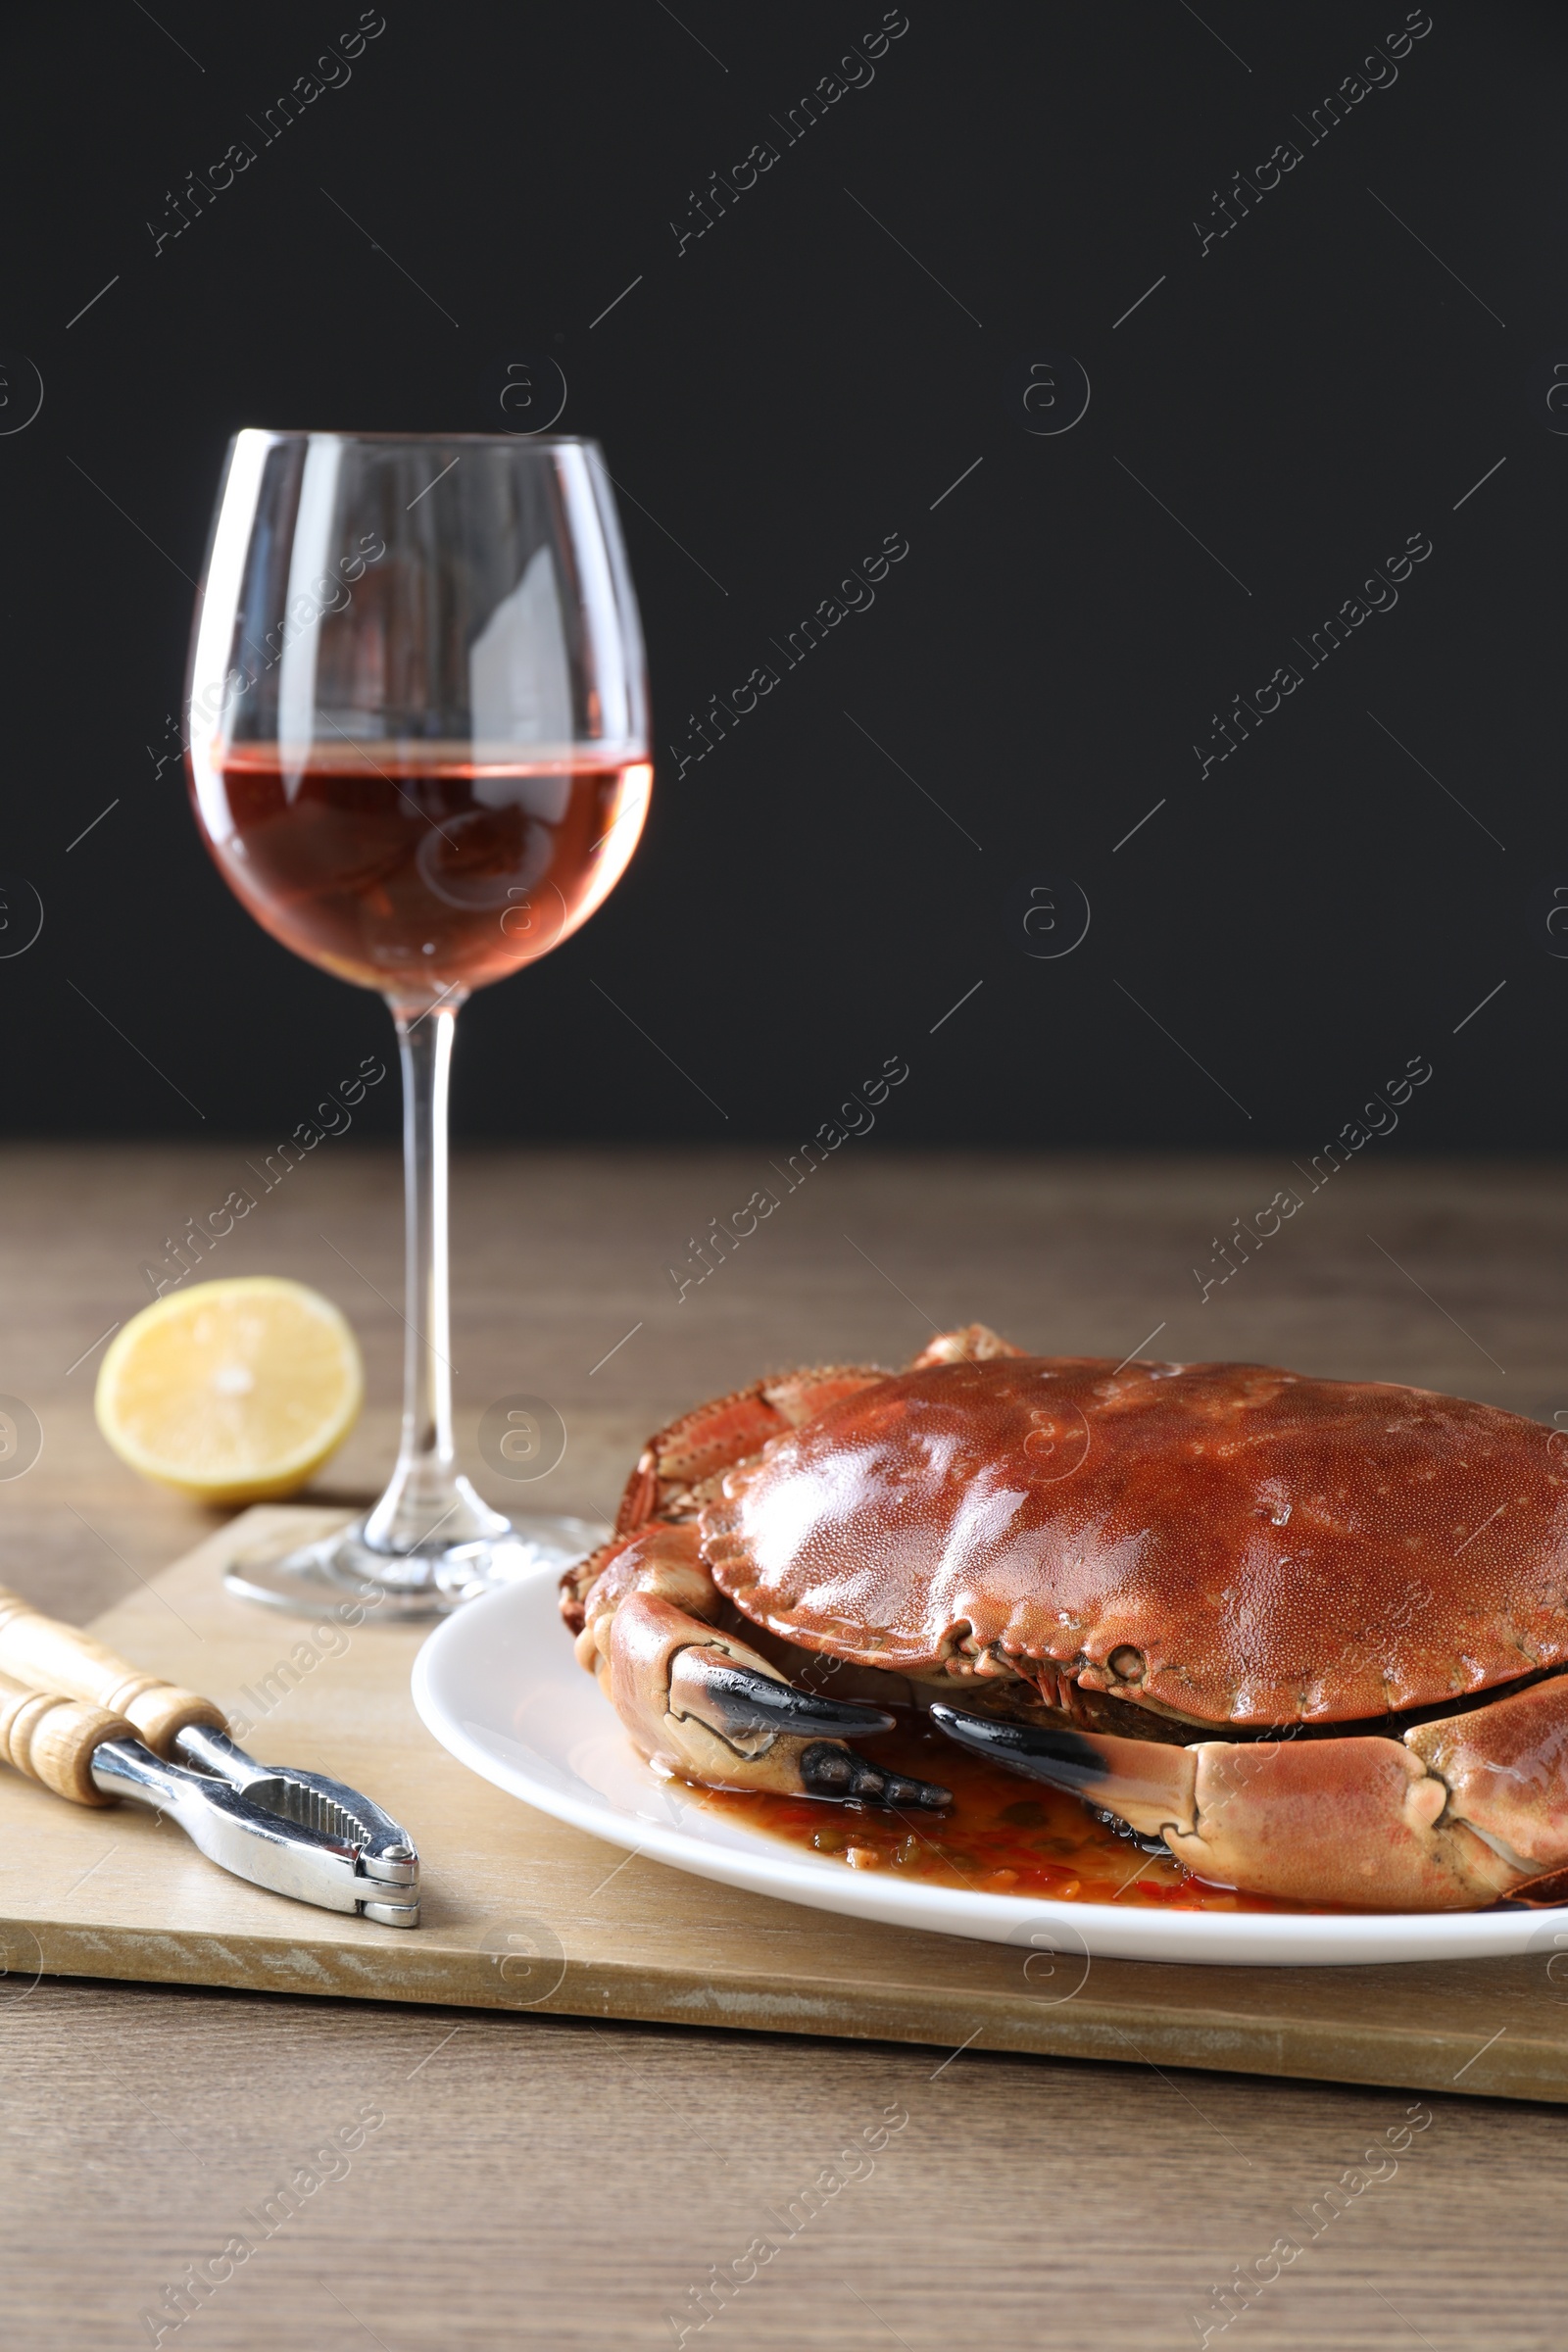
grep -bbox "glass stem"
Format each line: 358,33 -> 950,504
361,998 -> 506,1563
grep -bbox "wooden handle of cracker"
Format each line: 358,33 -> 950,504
0,1586 -> 226,1757
0,1668 -> 134,1805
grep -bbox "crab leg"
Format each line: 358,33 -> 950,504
579,1526 -> 950,1807
930,1701 -> 1544,1909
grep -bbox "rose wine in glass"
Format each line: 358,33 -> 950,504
185,431 -> 650,1616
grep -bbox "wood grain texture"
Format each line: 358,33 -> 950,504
2,1143 -> 1566,2350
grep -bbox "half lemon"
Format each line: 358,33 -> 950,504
95,1277 -> 364,1503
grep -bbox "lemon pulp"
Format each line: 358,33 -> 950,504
95,1277 -> 363,1503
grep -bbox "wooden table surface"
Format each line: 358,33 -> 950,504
3,1141 -> 1566,2351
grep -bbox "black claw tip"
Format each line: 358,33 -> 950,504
928,1703 -> 1106,1795
799,1741 -> 952,1809
697,1663 -> 895,1741
881,1769 -> 953,1810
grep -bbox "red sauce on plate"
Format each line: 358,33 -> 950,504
687,1715 -> 1344,1913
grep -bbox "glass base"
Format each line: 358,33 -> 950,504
224,1512 -> 610,1621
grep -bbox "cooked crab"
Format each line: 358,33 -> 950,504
561,1326 -> 1568,1911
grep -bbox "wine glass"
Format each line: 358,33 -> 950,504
185,431 -> 650,1616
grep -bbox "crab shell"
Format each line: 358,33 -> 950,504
699,1354 -> 1568,1730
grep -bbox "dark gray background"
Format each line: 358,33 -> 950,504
2,1 -> 1558,1147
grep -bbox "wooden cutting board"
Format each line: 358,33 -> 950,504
3,1503 -> 1565,2104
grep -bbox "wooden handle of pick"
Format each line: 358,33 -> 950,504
0,1669 -> 134,1805
0,1587 -> 226,1758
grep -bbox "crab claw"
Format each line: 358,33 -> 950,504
929,1702 -> 1532,1909
929,1703 -> 1195,1835
609,1591 -> 950,1805
669,1656 -> 896,1743
797,1742 -> 950,1808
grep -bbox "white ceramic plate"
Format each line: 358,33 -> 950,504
412,1567 -> 1566,1967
